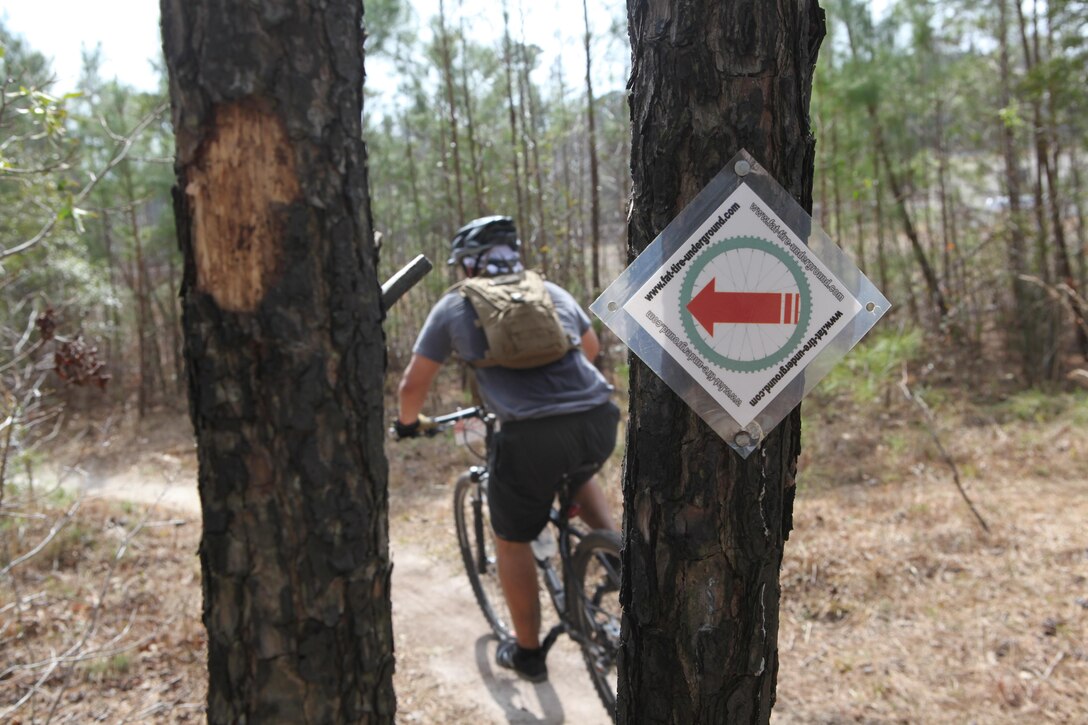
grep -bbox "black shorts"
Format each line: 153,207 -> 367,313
488,401 -> 619,542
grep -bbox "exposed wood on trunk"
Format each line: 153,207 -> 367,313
184,100 -> 299,312
161,0 -> 395,720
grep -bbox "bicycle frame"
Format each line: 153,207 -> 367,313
432,406 -> 596,650
538,484 -> 592,655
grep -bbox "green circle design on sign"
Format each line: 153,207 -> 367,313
680,235 -> 812,372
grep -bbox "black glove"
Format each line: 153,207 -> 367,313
394,418 -> 421,439
393,415 -> 435,440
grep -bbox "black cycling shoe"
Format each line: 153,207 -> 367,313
496,640 -> 548,683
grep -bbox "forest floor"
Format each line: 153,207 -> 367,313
2,367 -> 1087,724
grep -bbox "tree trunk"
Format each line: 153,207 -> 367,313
514,36 -> 540,266
101,210 -> 122,380
1015,0 -> 1053,286
1071,144 -> 1087,296
872,153 -> 892,307
830,108 -> 844,248
621,0 -> 823,721
501,3 -> 527,243
436,107 -> 457,248
935,95 -> 954,295
128,199 -> 154,417
584,0 -> 602,293
876,130 -> 948,321
401,109 -> 426,253
457,9 -> 485,218
1040,13 -> 1087,354
998,0 -> 1048,382
437,0 -> 465,224
517,16 -> 549,272
128,201 -> 169,407
166,250 -> 185,399
160,1 -> 395,722
554,62 -> 577,290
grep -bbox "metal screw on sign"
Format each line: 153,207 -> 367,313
734,160 -> 751,177
734,431 -> 752,447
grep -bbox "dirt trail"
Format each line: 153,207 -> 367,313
392,545 -> 613,724
62,445 -> 612,724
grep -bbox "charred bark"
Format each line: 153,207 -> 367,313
161,1 -> 394,722
622,0 -> 823,721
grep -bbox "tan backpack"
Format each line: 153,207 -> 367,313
455,270 -> 577,369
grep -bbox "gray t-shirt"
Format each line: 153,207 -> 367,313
413,280 -> 614,422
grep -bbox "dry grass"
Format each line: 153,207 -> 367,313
0,496 -> 205,723
776,471 -> 1087,723
2,371 -> 1086,723
777,385 -> 1088,724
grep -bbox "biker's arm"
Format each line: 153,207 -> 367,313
397,353 -> 442,425
581,327 -> 600,363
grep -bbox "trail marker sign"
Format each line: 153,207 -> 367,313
591,150 -> 889,457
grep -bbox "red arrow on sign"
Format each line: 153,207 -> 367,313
686,279 -> 799,335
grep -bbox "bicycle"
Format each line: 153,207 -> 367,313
427,405 -> 623,721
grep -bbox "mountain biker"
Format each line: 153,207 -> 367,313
394,215 -> 619,683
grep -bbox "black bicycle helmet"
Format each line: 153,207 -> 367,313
448,215 -> 521,265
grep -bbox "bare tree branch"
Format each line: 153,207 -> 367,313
42,497 -> 164,724
0,102 -> 168,261
0,498 -> 83,576
899,365 -> 991,534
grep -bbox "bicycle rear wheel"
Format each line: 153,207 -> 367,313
571,529 -> 622,722
453,471 -> 514,640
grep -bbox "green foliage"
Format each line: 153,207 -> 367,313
2,0 -> 1085,421
368,7 -> 631,360
991,389 -> 1088,424
843,78 -> 880,108
813,0 -> 1088,386
40,519 -> 97,570
997,101 -> 1025,131
364,0 -> 410,56
82,654 -> 133,682
0,22 -> 179,454
820,328 -> 924,405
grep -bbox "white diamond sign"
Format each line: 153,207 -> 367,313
591,150 -> 889,457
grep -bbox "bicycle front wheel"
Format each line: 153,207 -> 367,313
571,529 -> 622,721
453,471 -> 514,640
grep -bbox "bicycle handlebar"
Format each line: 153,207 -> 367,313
430,407 -> 484,426
389,406 -> 491,442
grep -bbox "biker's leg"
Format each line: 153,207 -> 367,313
573,477 -> 616,532
494,535 -> 541,649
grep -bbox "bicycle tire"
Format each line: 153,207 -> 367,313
571,529 -> 622,722
453,471 -> 514,640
